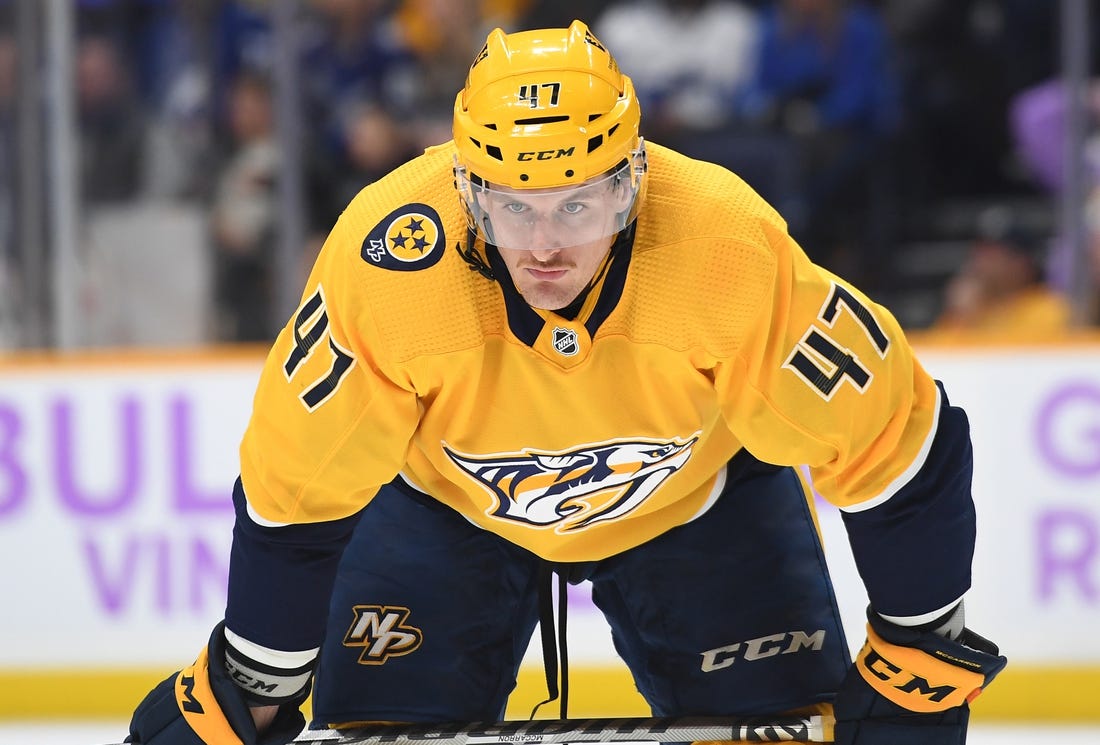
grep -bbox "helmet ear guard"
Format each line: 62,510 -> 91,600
453,20 -> 647,250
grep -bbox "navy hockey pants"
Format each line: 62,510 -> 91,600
311,453 -> 850,726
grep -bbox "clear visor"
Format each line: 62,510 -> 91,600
455,145 -> 647,252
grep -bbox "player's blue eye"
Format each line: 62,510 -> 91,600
561,202 -> 586,215
504,202 -> 528,214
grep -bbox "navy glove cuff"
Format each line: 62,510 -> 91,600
126,621 -> 308,745
833,605 -> 1006,745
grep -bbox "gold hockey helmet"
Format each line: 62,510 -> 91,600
453,20 -> 647,251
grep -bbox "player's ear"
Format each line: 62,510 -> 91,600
472,194 -> 496,241
616,182 -> 635,211
609,175 -> 636,213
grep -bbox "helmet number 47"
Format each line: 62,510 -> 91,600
518,82 -> 561,109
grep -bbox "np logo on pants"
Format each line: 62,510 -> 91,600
343,605 -> 424,665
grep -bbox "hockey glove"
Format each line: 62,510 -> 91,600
126,621 -> 308,745
833,604 -> 1006,745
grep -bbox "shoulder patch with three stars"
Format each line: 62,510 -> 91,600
360,203 -> 445,271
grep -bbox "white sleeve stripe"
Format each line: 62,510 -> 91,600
878,594 -> 965,627
224,627 -> 319,669
684,464 -> 728,524
839,384 -> 942,514
246,501 -> 291,528
398,470 -> 428,493
400,470 -> 486,530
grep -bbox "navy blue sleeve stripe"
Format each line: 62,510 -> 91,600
840,380 -> 976,618
224,477 -> 363,654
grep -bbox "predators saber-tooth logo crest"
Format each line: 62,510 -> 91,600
343,605 -> 424,665
444,435 -> 698,532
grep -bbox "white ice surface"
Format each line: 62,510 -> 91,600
1,722 -> 1098,745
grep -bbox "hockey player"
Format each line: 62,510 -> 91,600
127,21 -> 1005,745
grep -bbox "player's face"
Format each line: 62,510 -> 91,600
495,231 -> 615,310
480,176 -> 632,310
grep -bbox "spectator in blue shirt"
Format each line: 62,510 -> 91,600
737,0 -> 900,287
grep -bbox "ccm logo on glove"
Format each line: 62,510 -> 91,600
178,674 -> 204,714
855,627 -> 985,713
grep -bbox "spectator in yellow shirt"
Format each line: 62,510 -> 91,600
929,205 -> 1071,338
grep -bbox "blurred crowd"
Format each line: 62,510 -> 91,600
0,0 -> 1099,348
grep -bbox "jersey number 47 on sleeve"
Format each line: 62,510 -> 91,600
283,286 -> 357,411
784,282 -> 890,400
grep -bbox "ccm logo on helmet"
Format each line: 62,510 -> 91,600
518,147 -> 575,161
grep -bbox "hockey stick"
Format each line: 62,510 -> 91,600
291,714 -> 834,744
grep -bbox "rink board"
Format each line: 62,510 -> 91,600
1,339 -> 1098,721
0,664 -> 1098,723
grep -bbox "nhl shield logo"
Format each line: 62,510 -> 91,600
552,327 -> 579,357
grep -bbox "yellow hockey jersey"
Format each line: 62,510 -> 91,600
238,141 -> 940,563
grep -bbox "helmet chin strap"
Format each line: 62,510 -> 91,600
456,228 -> 495,280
